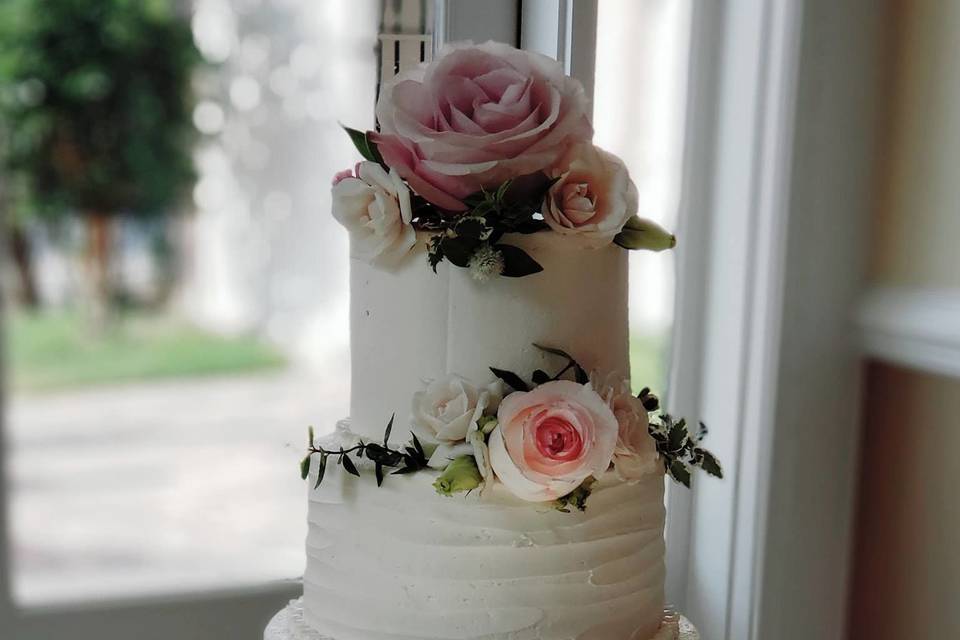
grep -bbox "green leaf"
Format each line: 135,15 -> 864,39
697,421 -> 709,442
391,465 -> 420,475
411,433 -> 427,462
454,217 -> 489,241
667,420 -> 688,453
495,244 -> 543,278
342,125 -> 384,164
531,369 -> 551,385
698,449 -> 723,479
375,462 -> 384,487
495,179 -> 513,201
383,413 -> 394,446
314,454 -> 328,489
427,235 -> 445,272
490,367 -> 530,392
440,235 -> 480,268
299,454 -> 311,480
533,343 -> 576,361
341,454 -> 360,477
533,343 -> 588,383
553,477 -> 595,512
308,426 -> 315,448
668,460 -> 692,488
364,443 -> 403,467
613,216 -> 676,252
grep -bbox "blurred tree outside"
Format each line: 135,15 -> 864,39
0,0 -> 199,319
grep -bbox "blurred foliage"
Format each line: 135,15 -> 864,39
7,311 -> 285,393
0,0 -> 200,221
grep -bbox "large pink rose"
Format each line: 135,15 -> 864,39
372,41 -> 593,212
489,380 -> 618,502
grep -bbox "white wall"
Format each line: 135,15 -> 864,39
850,1 -> 960,637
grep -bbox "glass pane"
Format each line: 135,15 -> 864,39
594,0 -> 692,393
3,0 -> 378,606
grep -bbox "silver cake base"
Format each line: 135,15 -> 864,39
265,598 -> 700,640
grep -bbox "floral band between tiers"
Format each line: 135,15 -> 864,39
330,40 -> 676,281
300,344 -> 722,511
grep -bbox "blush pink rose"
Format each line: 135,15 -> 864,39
592,373 -> 659,481
489,380 -> 618,502
331,163 -> 361,186
372,41 -> 593,212
543,142 -> 638,248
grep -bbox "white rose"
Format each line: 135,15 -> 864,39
409,375 -> 502,469
592,373 -> 659,481
543,143 -> 638,248
331,161 -> 416,268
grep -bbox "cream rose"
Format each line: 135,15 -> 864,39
331,161 -> 416,268
373,41 -> 593,211
489,380 -> 618,502
593,374 -> 659,481
543,143 -> 638,248
410,375 -> 502,469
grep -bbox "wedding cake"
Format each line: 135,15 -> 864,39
266,41 -> 718,640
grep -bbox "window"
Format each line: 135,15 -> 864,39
593,0 -> 691,391
3,2 -> 867,638
3,0 -> 377,615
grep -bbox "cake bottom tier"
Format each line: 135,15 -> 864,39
265,599 -> 698,640
300,425 -> 669,640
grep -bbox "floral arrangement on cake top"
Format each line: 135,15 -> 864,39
301,345 -> 722,511
330,40 -> 676,280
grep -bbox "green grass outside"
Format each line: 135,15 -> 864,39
630,331 -> 668,395
5,310 -> 285,393
6,310 -> 663,396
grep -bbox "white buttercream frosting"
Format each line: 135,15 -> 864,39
302,425 -> 667,640
266,599 -> 694,640
349,233 -> 629,440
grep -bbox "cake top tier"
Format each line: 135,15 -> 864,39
331,40 -> 675,284
307,41 -> 723,512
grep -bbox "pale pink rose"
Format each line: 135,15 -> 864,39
543,143 -> 638,248
592,373 -> 659,481
489,380 -> 618,502
411,375 -> 503,444
372,41 -> 593,212
331,165 -> 359,185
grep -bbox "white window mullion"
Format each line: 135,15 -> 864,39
433,0 -> 519,50
674,0 -> 809,636
663,0 -> 725,611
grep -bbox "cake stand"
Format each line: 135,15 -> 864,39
265,598 -> 700,640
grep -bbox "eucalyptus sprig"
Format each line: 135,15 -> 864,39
300,416 -> 430,489
648,414 -> 723,488
489,342 -> 589,392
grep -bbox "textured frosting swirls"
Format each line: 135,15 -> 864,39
302,426 -> 667,640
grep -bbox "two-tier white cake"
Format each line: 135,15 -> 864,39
267,40 -> 713,640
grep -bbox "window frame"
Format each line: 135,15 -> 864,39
514,2 -> 879,638
666,0 -> 882,638
1,1 -> 881,637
